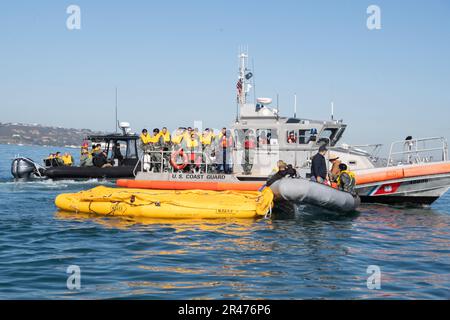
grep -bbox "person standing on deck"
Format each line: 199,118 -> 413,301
311,145 -> 328,183
160,127 -> 172,170
149,128 -> 164,172
140,129 -> 152,172
242,129 -> 256,175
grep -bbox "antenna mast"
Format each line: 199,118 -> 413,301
331,101 -> 334,121
294,94 -> 297,118
115,87 -> 118,133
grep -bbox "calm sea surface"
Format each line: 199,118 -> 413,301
0,144 -> 449,299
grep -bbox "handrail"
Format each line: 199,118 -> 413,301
387,137 -> 448,166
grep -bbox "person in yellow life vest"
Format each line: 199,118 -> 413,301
336,163 -> 356,195
160,127 -> 171,169
171,127 -> 185,147
160,127 -> 171,145
148,128 -> 164,172
140,129 -> 153,152
91,144 -> 102,156
80,148 -> 93,167
200,128 -> 213,147
185,132 -> 201,172
54,152 -> 65,166
61,152 -> 74,166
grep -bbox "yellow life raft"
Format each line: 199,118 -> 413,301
55,186 -> 274,219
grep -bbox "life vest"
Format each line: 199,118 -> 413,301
186,138 -> 199,149
172,134 -> 183,145
140,133 -> 152,144
148,134 -> 161,144
220,136 -> 233,148
62,155 -> 73,166
244,139 -> 256,149
161,131 -> 171,143
336,170 -> 356,186
201,134 -> 213,146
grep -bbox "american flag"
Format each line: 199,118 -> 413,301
236,79 -> 243,97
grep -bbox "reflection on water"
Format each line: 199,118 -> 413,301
1,145 -> 450,299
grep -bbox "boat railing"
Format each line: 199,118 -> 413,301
134,149 -> 227,175
387,137 -> 448,166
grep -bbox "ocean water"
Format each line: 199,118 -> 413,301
0,144 -> 449,299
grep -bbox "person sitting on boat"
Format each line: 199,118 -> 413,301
112,142 -> 124,166
91,144 -> 102,156
266,161 -> 297,186
80,149 -> 93,167
54,152 -> 65,167
328,154 -> 342,182
93,150 -> 112,168
62,152 -> 74,166
336,163 -> 356,195
311,145 -> 328,183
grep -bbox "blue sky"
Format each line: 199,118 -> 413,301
1,0 -> 449,146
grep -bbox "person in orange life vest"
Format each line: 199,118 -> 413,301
328,154 -> 342,182
216,128 -> 233,174
242,129 -> 256,175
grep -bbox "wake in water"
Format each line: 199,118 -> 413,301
0,178 -> 114,190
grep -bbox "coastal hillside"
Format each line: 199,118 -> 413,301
0,122 -> 103,147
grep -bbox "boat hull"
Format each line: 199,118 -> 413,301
44,166 -> 135,179
354,163 -> 450,205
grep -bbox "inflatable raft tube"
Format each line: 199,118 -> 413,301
117,179 -> 264,191
270,178 -> 360,213
55,186 -> 274,219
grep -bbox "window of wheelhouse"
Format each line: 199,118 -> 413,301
256,129 -> 278,148
318,128 -> 339,146
125,140 -> 138,159
298,129 -> 318,144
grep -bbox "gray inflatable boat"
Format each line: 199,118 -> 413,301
270,178 -> 360,213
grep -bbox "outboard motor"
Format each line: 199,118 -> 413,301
11,157 -> 44,179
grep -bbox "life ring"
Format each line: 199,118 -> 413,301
170,149 -> 189,171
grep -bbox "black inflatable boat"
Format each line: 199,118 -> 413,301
11,132 -> 140,180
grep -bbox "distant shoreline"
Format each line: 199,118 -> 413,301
0,122 -> 102,148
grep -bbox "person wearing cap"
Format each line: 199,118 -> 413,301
328,154 -> 342,182
311,145 -> 328,183
266,160 -> 297,186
